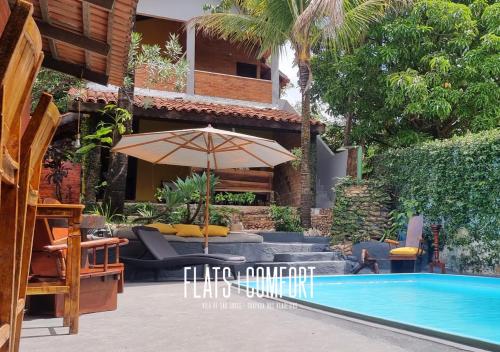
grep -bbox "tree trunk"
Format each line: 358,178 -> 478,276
103,85 -> 133,214
82,113 -> 101,205
343,95 -> 354,146
298,60 -> 312,228
343,111 -> 353,146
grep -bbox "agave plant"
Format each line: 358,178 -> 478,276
88,201 -> 124,223
155,172 -> 219,224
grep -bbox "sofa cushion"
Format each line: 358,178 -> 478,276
174,224 -> 203,237
202,225 -> 229,237
145,222 -> 177,234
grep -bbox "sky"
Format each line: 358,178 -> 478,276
279,42 -> 301,109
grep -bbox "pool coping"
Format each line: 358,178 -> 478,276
232,274 -> 500,352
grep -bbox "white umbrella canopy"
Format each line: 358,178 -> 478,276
112,125 -> 295,252
112,125 -> 295,169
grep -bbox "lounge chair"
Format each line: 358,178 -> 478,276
385,215 -> 425,272
121,226 -> 246,280
352,249 -> 379,274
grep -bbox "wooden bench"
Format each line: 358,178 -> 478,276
194,168 -> 274,202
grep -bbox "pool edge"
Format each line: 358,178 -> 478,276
232,282 -> 500,352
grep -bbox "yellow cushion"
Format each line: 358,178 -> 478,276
174,224 -> 203,237
390,247 -> 423,256
202,225 -> 230,237
145,222 -> 177,234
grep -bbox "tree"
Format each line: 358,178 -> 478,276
100,32 -> 188,214
32,68 -> 83,112
312,0 -> 500,148
195,0 -> 399,227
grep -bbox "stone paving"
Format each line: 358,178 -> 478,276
21,282 -> 474,352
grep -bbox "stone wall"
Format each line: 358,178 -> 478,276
123,203 -> 334,235
331,178 -> 391,244
310,208 -> 333,236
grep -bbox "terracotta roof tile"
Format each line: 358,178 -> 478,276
71,88 -> 324,127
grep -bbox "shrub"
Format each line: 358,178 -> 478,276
214,192 -> 256,205
209,206 -> 239,227
375,129 -> 500,272
269,205 -> 303,232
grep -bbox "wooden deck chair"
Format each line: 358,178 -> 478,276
385,215 -> 425,272
27,204 -> 83,333
11,94 -> 61,350
28,202 -> 126,319
0,1 -> 43,351
38,198 -> 128,294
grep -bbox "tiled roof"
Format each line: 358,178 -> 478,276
71,88 -> 324,127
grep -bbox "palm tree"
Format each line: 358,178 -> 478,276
194,0 -> 403,227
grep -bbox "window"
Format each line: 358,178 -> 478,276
236,62 -> 257,78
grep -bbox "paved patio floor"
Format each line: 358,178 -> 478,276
21,282 -> 473,352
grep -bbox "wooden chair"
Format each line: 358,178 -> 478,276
0,1 -> 43,350
11,93 -> 61,350
28,204 -> 126,320
352,249 -> 380,274
26,204 -> 83,334
385,215 -> 425,273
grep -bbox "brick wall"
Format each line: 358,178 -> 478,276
195,34 -> 261,76
195,70 -> 272,103
39,162 -> 81,203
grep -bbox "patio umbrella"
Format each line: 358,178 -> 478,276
112,125 -> 294,253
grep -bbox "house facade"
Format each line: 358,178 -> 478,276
58,0 -> 326,207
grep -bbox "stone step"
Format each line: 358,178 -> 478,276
274,252 -> 343,262
254,260 -> 354,275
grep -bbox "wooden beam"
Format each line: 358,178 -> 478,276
81,0 -> 115,10
39,0 -> 59,59
43,56 -> 109,85
35,20 -> 110,56
70,101 -> 325,133
82,1 -> 91,69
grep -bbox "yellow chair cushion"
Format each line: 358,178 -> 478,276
174,224 -> 203,237
202,225 -> 230,237
145,222 -> 177,234
390,247 -> 423,256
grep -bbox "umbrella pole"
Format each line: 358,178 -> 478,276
204,159 -> 210,254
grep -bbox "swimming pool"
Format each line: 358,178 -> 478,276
238,273 -> 500,350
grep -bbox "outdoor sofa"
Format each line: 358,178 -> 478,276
121,226 -> 246,280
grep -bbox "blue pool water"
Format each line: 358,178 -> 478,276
240,273 -> 500,347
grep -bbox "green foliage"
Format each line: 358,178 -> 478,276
321,124 -> 345,151
312,0 -> 500,149
374,129 -> 500,272
209,206 -> 239,226
136,33 -> 189,93
290,147 -> 302,171
386,198 -> 423,239
133,202 -> 161,219
269,205 -> 303,232
76,104 -> 132,155
88,202 -> 124,223
32,68 -> 83,112
214,192 -> 256,205
330,177 -> 392,245
155,173 -> 219,224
